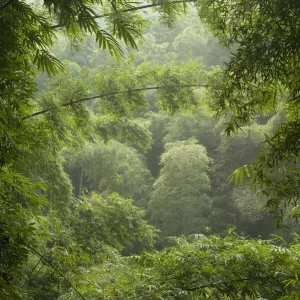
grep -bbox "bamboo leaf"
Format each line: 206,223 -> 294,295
0,277 -> 20,300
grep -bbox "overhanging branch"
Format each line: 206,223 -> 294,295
51,0 -> 195,29
23,84 -> 208,120
94,0 -> 195,18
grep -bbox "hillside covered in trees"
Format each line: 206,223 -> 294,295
1,0 -> 300,299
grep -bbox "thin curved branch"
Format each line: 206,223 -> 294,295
23,84 -> 208,120
94,0 -> 195,18
51,0 -> 195,29
20,239 -> 87,300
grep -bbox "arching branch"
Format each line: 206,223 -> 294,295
94,0 -> 196,18
23,84 -> 208,120
51,0 -> 195,29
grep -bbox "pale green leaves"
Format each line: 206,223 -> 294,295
64,141 -> 153,205
96,117 -> 153,149
154,61 -> 207,113
149,138 -> 213,236
33,50 -> 64,76
232,187 -> 264,223
228,164 -> 253,187
72,193 -> 158,253
158,0 -> 188,27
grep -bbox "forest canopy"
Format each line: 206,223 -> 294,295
1,0 -> 300,299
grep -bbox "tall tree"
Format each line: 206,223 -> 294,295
65,141 -> 153,207
149,139 -> 212,236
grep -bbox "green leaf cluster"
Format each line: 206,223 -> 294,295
97,232 -> 300,299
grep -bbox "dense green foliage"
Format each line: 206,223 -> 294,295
149,139 -> 212,236
197,0 -> 300,224
65,142 -> 152,206
122,232 -> 300,299
2,0 -> 300,298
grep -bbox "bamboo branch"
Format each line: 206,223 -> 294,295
94,0 -> 195,18
20,240 -> 87,300
51,0 -> 195,29
23,84 -> 208,120
28,258 -> 42,277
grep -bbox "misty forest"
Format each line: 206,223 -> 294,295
2,0 -> 300,299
